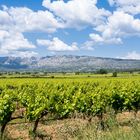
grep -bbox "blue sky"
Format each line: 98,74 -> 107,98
0,0 -> 140,59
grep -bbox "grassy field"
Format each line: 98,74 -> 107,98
0,71 -> 140,78
1,73 -> 140,140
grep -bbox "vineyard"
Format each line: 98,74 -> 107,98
1,77 -> 140,139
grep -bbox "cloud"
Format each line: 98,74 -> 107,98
82,41 -> 95,50
0,6 -> 62,56
0,30 -> 37,57
89,33 -> 122,44
0,9 -> 13,30
84,11 -> 140,49
108,0 -> 140,15
108,0 -> 140,6
119,51 -> 140,60
43,0 -> 111,29
2,6 -> 62,33
0,30 -> 9,41
0,1 -> 140,56
37,37 -> 79,51
97,11 -> 140,37
0,31 -> 35,51
89,34 -> 104,43
11,51 -> 38,58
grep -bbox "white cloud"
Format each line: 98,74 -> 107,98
96,11 -> 140,37
0,31 -> 35,51
89,34 -> 104,43
37,37 -> 79,51
83,11 -> 140,49
11,51 -> 38,58
0,10 -> 13,30
90,33 -> 122,44
108,0 -> 140,15
89,33 -> 122,44
0,30 -> 37,57
82,41 -> 95,50
0,30 -> 9,41
108,0 -> 140,6
0,6 -> 62,56
43,0 -> 111,29
0,1 -> 140,56
2,6 -> 62,33
0,50 -> 38,57
108,0 -> 115,6
119,51 -> 140,60
85,11 -> 140,48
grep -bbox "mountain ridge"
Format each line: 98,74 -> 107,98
0,55 -> 140,72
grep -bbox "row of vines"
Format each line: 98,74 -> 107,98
0,79 -> 140,138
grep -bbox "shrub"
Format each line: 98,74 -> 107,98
112,72 -> 117,77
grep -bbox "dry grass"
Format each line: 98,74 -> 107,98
3,111 -> 140,140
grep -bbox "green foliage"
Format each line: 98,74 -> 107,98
75,72 -> 80,75
0,86 -> 19,138
97,69 -> 108,74
1,78 -> 140,135
112,72 -> 117,77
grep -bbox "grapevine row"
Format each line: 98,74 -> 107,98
0,80 -> 140,138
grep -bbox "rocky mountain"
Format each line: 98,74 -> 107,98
0,55 -> 140,72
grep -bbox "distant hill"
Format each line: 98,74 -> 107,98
0,55 -> 140,72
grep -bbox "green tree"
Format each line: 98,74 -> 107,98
112,72 -> 117,77
97,69 -> 108,74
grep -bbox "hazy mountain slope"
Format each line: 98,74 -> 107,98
0,55 -> 140,72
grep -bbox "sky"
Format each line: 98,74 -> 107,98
0,0 -> 140,59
